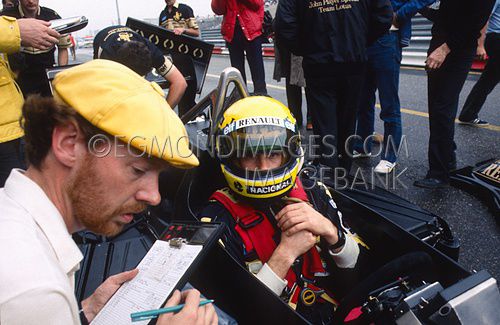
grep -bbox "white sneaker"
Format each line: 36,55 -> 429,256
374,160 -> 396,174
352,150 -> 372,159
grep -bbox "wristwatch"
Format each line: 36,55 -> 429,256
325,227 -> 346,252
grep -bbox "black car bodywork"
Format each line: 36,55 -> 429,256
72,68 -> 500,324
450,159 -> 500,222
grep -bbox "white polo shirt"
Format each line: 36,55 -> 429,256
0,169 -> 83,325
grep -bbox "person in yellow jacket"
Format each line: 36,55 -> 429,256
0,15 -> 59,186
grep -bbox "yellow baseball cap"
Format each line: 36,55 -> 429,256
51,59 -> 199,168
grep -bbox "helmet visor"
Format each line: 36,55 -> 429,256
217,124 -> 297,160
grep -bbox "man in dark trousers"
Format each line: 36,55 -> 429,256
414,0 -> 496,189
275,0 -> 392,173
354,0 -> 436,175
459,0 -> 499,126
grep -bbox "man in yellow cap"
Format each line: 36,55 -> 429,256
0,15 -> 60,187
0,60 -> 217,325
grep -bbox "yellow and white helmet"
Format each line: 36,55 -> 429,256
215,96 -> 303,200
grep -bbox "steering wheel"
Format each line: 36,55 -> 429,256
332,251 -> 435,324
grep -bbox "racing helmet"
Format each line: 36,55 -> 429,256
215,96 -> 303,200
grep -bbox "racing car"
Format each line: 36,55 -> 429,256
72,67 -> 500,325
45,18 -> 499,324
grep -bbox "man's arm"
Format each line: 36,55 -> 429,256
0,16 -> 21,54
0,17 -> 59,53
239,0 -> 264,12
184,27 -> 200,37
155,57 -> 187,108
395,0 -> 436,25
56,34 -> 71,66
175,5 -> 200,37
58,47 -> 68,65
276,201 -> 359,266
149,41 -> 188,108
476,22 -> 488,61
164,66 -> 187,109
275,0 -> 300,55
427,1 -> 494,70
368,0 -> 393,45
418,6 -> 438,21
82,270 -> 217,324
81,269 -> 138,321
198,201 -> 295,295
211,0 -> 227,15
157,289 -> 218,325
261,229 -> 316,294
173,26 -> 200,37
1,287 -> 77,324
443,0 -> 494,52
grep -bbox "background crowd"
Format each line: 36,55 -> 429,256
2,0 -> 497,190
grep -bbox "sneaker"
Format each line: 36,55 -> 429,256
374,160 -> 396,174
187,114 -> 206,124
459,118 -> 489,127
372,133 -> 384,144
352,150 -> 372,159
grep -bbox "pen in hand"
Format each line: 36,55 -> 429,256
130,299 -> 215,322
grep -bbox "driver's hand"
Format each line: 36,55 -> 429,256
278,229 -> 316,260
81,269 -> 139,322
266,229 -> 317,279
157,289 -> 217,325
276,202 -> 338,244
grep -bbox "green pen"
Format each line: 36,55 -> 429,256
130,299 -> 215,322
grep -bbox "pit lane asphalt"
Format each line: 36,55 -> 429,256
74,50 -> 499,280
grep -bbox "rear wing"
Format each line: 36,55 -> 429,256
126,17 -> 213,94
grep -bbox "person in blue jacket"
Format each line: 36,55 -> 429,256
353,0 -> 436,174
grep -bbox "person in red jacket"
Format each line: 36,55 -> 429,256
211,0 -> 268,95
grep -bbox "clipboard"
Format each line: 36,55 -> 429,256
74,218 -> 308,324
75,221 -> 224,325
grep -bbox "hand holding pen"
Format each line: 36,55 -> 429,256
136,289 -> 217,325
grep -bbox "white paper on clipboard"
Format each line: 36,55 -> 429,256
90,240 -> 203,325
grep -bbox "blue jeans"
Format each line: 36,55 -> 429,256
354,32 -> 403,163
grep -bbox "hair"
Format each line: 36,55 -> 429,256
114,41 -> 153,76
2,0 -> 18,7
21,95 -> 103,168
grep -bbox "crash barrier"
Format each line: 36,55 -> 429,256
201,28 -> 276,57
127,18 -> 214,94
202,15 -> 486,70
